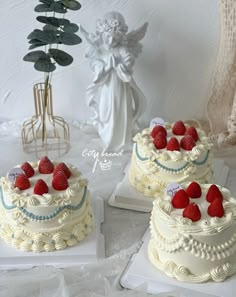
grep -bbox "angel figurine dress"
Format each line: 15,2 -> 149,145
81,11 -> 148,151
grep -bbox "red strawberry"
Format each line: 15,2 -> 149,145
183,203 -> 201,222
38,156 -> 54,174
185,126 -> 199,141
15,174 -> 30,190
207,198 -> 224,218
166,137 -> 180,151
172,121 -> 186,135
34,179 -> 49,195
186,182 -> 202,198
21,162 -> 35,178
151,125 -> 167,138
153,134 -> 167,149
206,184 -> 223,203
53,162 -> 71,179
180,135 -> 196,150
171,189 -> 190,208
52,171 -> 69,191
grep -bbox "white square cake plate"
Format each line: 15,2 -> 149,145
120,231 -> 236,297
108,159 -> 229,212
0,197 -> 105,269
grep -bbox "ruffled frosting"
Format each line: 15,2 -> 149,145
1,162 -> 85,208
148,239 -> 236,283
0,203 -> 93,253
154,184 -> 236,234
149,183 -> 236,283
133,123 -> 213,163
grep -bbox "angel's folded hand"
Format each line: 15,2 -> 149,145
123,53 -> 132,63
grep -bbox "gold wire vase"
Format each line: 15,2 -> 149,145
22,83 -> 70,157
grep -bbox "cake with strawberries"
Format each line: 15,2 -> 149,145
129,121 -> 213,197
0,156 -> 93,252
149,182 -> 236,282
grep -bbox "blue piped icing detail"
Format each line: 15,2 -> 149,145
0,186 -> 88,221
193,150 -> 209,165
135,144 -> 209,173
0,188 -> 16,210
154,160 -> 188,172
18,187 -> 88,221
135,144 -> 148,161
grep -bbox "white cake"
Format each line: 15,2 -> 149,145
0,157 -> 93,252
148,182 -> 236,282
129,121 -> 213,197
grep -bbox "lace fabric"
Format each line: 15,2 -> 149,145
207,0 -> 236,147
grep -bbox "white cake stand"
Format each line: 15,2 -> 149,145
108,159 -> 229,212
120,230 -> 236,297
0,197 -> 105,269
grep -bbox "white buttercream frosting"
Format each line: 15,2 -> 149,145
1,162 -> 84,207
149,183 -> 236,282
129,122 -> 213,197
0,161 -> 93,252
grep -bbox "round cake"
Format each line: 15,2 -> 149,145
129,121 -> 213,197
0,156 -> 93,252
148,182 -> 236,283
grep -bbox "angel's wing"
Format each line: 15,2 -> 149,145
80,25 -> 97,46
124,22 -> 148,57
126,22 -> 148,48
80,25 -> 101,59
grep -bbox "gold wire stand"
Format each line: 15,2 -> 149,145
22,83 -> 70,158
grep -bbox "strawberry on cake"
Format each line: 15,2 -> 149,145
129,121 -> 213,197
148,182 -> 236,283
0,157 -> 93,252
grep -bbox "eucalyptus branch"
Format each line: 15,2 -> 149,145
23,0 -> 82,74
22,0 -> 82,143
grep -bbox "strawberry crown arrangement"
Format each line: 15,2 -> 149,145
171,182 -> 225,222
15,156 -> 72,194
23,0 -> 81,73
151,120 -> 199,151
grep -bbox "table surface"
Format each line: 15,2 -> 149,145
0,120 -> 235,297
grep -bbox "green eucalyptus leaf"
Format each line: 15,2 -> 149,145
23,51 -> 47,62
27,29 -> 41,39
59,32 -> 82,45
50,2 -> 67,13
34,57 -> 56,72
28,29 -> 57,44
43,24 -> 58,32
37,16 -> 70,27
29,44 -> 47,50
39,0 -> 54,4
29,43 -> 47,50
62,0 -> 81,10
28,39 -> 47,49
63,23 -> 79,33
49,48 -> 73,66
34,4 -> 53,12
28,38 -> 42,44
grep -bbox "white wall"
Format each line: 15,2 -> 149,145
0,0 -> 220,125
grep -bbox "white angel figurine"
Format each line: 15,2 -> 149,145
81,11 -> 148,151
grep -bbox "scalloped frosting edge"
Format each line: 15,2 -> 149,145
153,184 -> 236,234
148,239 -> 236,283
0,162 -> 86,208
150,213 -> 236,261
128,153 -> 212,198
0,204 -> 94,252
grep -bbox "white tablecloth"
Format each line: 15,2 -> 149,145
0,120 -> 235,297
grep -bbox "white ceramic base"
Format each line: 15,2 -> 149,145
0,197 -> 105,269
108,159 -> 229,212
120,230 -> 236,297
